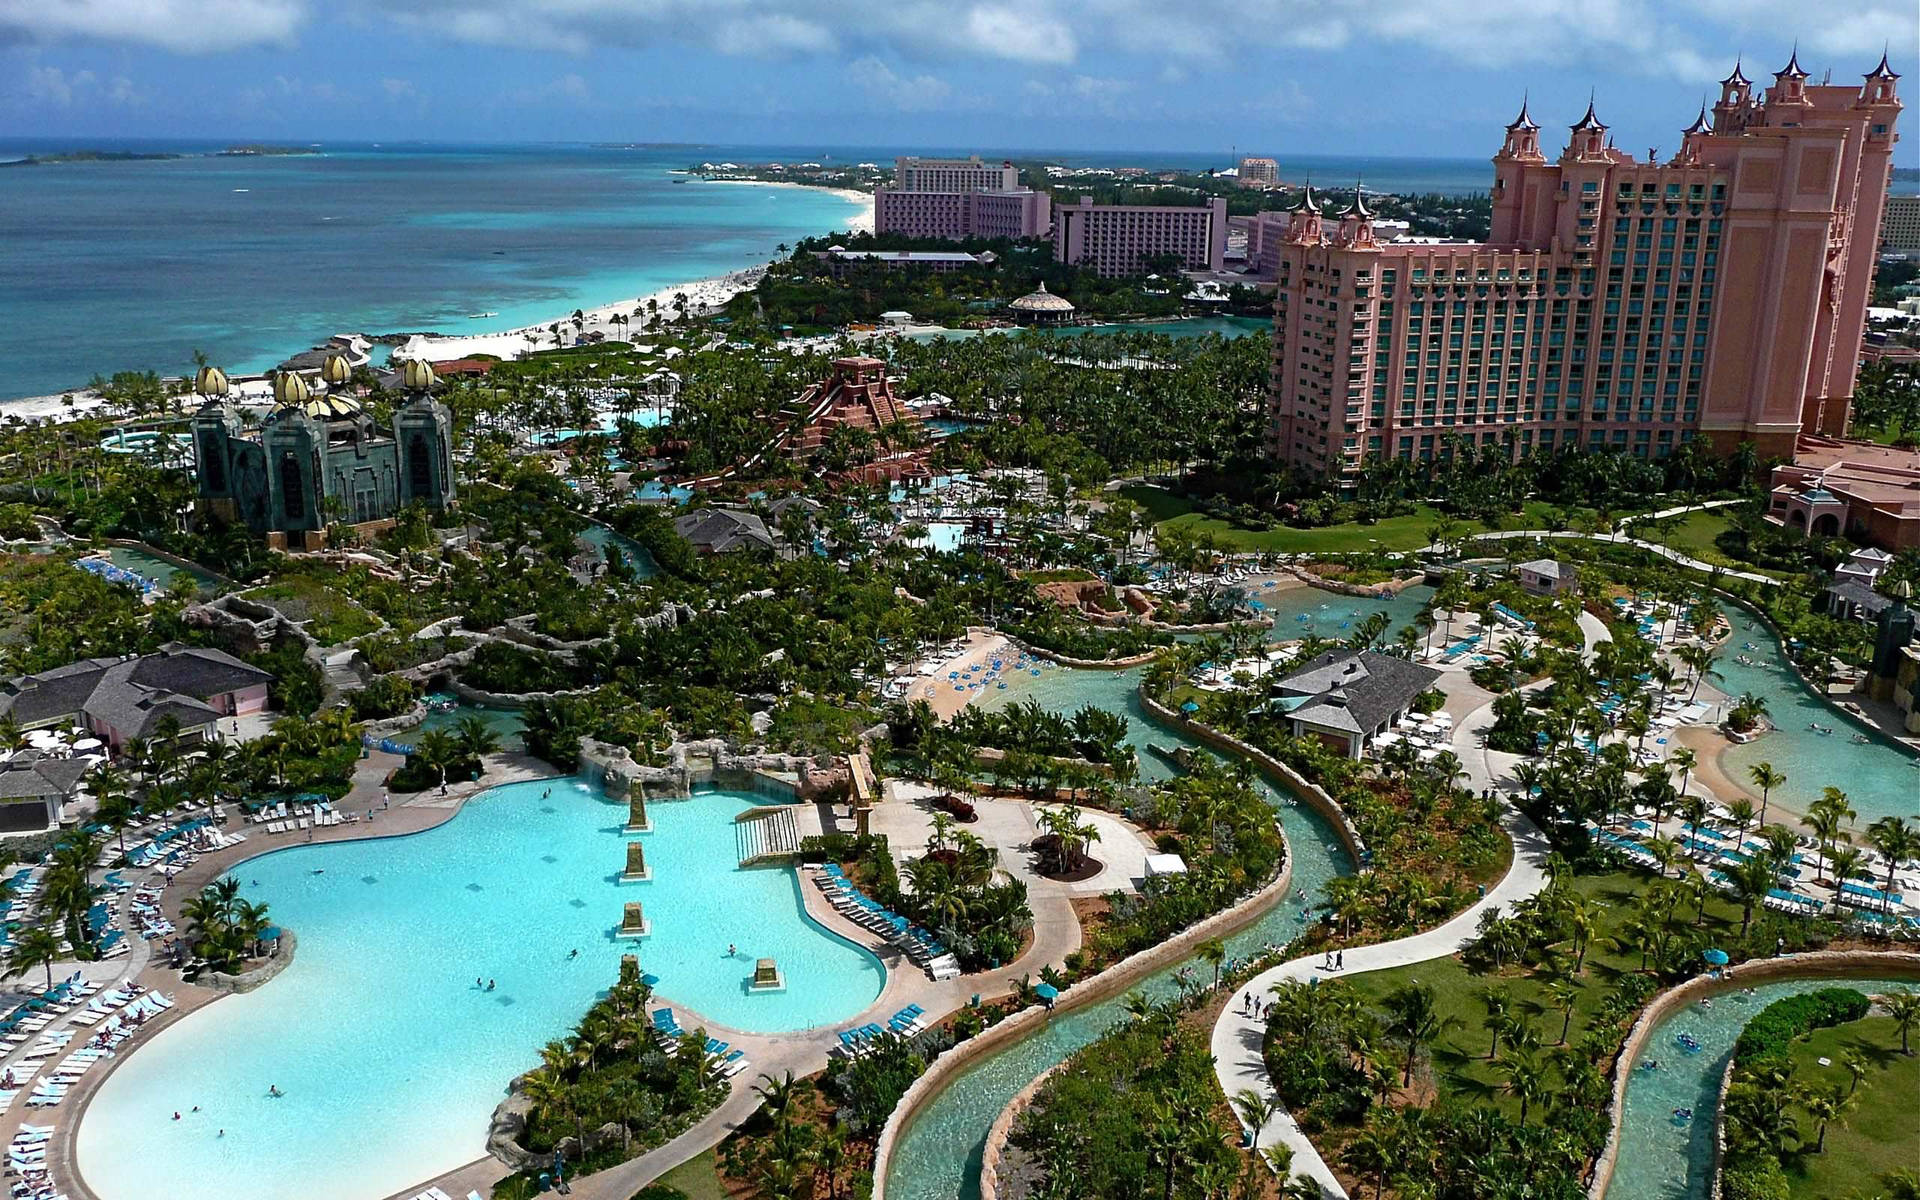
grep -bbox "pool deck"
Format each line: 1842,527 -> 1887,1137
53,751 -> 1093,1200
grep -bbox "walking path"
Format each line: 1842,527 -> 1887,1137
1208,695 -> 1553,1198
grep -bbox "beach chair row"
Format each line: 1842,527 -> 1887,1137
649,1009 -> 750,1078
814,867 -> 954,972
6,1122 -> 62,1200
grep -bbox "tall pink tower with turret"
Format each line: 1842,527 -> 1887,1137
1267,52 -> 1902,481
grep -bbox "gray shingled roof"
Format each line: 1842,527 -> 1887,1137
1515,559 -> 1572,580
1825,580 -> 1893,617
0,755 -> 88,800
126,644 -> 271,698
673,508 -> 775,554
1274,650 -> 1441,736
0,645 -> 264,740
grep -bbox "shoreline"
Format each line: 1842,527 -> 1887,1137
1,178 -> 873,412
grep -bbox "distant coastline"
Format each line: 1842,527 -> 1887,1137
1,145 -> 316,168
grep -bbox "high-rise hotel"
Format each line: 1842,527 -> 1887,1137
1267,55 -> 1902,481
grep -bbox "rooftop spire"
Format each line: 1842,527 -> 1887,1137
1570,91 -> 1606,132
1683,101 -> 1713,134
1343,179 -> 1372,219
1867,47 -> 1900,80
1778,44 -> 1808,79
1292,179 -> 1319,213
1506,92 -> 1538,131
1721,57 -> 1750,87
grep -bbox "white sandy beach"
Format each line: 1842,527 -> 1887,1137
1,179 -> 874,410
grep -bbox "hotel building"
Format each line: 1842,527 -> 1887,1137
1239,156 -> 1281,189
1054,195 -> 1229,277
891,156 -> 1017,193
1267,55 -> 1902,481
1883,193 -> 1920,252
873,155 -> 1052,241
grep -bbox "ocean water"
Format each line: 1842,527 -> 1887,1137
75,780 -> 884,1200
0,141 -> 1487,402
0,142 -> 867,402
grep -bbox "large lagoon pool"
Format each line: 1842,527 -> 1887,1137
77,780 -> 884,1200
1714,604 -> 1920,825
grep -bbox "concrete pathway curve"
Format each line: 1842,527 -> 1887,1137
1208,714 -> 1552,1197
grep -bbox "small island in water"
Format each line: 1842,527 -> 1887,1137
2,145 -> 318,167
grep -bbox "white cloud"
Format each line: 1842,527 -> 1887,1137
963,5 -> 1073,64
0,0 -> 304,53
24,65 -> 94,106
849,56 -> 951,110
382,77 -> 416,99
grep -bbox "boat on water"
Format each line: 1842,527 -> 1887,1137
467,312 -> 498,319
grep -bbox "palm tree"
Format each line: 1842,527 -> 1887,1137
5,924 -> 64,993
412,728 -> 460,792
1498,1049 -> 1550,1124
1867,818 -> 1920,904
1800,1084 -> 1853,1153
1726,855 -> 1776,938
1885,990 -> 1920,1056
1667,747 -> 1699,807
1383,981 -> 1451,1086
1546,979 -> 1582,1045
1230,1087 -> 1278,1144
752,1069 -> 803,1119
451,714 -> 501,765
1746,761 -> 1785,826
1198,937 -> 1226,990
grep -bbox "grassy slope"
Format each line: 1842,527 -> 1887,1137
1335,870 -> 1750,1122
652,1148 -> 730,1200
1781,1012 -> 1920,1198
1121,487 -> 1612,555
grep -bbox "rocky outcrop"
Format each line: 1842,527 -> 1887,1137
578,737 -> 838,801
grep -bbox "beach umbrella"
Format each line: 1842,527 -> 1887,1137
1180,700 -> 1200,714
1702,948 -> 1729,967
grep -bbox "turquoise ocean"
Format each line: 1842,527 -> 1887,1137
0,141 -> 1488,402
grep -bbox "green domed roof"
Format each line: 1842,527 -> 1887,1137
272,371 -> 364,420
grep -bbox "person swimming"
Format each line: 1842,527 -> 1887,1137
268,1085 -> 282,1098
487,979 -> 496,991
567,949 -> 578,960
727,943 -> 736,957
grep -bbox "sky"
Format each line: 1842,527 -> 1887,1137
2,0 -> 1917,158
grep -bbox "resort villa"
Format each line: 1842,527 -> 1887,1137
1515,558 -> 1579,595
0,754 -> 88,834
0,644 -> 272,753
1268,649 -> 1441,759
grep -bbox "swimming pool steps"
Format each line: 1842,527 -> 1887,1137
736,807 -> 801,866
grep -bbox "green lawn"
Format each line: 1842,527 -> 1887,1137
1337,871 -> 1749,1120
1631,508 -> 1795,580
1122,487 -> 1620,555
651,1149 -> 729,1200
1780,1012 -> 1920,1198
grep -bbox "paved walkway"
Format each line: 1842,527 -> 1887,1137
1208,695 -> 1553,1198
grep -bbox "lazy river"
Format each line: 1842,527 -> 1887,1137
1606,975 -> 1917,1200
884,652 -> 1357,1200
76,780 -> 884,1200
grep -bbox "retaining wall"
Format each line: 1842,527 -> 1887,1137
870,848 -> 1294,1199
1585,949 -> 1920,1198
977,1057 -> 1070,1200
202,929 -> 298,995
1137,690 -> 1367,866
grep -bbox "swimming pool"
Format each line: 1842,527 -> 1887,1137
1606,975 -> 1916,1200
77,780 -> 884,1200
1259,584 -> 1435,645
1713,604 -> 1919,825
